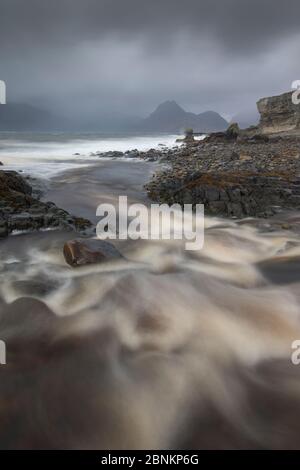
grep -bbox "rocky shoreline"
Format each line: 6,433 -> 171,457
144,90 -> 300,218
2,131 -> 300,241
1,90 -> 300,239
144,133 -> 300,218
0,170 -> 91,238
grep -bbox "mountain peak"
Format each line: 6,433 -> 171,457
152,100 -> 185,116
142,101 -> 228,133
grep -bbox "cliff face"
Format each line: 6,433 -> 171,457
257,91 -> 300,134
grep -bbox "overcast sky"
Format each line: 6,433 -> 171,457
0,0 -> 299,119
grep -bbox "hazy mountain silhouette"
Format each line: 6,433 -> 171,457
0,100 -> 228,133
0,103 -> 141,132
0,103 -> 62,131
140,100 -> 228,132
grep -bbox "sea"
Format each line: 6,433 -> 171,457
0,132 -> 181,178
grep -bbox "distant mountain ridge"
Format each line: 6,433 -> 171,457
0,100 -> 228,133
0,103 -> 141,132
140,100 -> 228,133
0,103 -> 59,131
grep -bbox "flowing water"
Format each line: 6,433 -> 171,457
1,133 -> 300,449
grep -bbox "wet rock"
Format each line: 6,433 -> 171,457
230,151 -> 240,160
227,202 -> 244,218
183,128 -> 195,144
63,238 -> 123,267
0,219 -> 8,238
208,201 -> 227,214
0,170 -> 32,195
145,135 -> 300,218
99,151 -> 124,158
0,170 -> 91,238
205,188 -> 219,201
125,150 -> 140,158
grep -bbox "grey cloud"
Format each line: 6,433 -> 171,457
0,0 -> 299,121
1,0 -> 300,52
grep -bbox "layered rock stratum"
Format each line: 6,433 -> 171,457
257,91 -> 300,134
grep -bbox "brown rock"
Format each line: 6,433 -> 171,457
63,238 -> 123,267
239,154 -> 252,161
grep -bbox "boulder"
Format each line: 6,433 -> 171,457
63,238 -> 123,267
226,122 -> 240,140
203,124 -> 240,143
184,128 -> 195,143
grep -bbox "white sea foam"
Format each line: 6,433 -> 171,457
0,133 -> 181,178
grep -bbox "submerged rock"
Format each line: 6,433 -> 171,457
97,151 -> 124,158
63,238 -> 123,267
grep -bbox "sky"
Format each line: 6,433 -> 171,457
0,0 -> 300,122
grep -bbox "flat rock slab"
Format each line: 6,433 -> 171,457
63,238 -> 123,267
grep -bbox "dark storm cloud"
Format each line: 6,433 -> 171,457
1,0 -> 300,51
0,0 -> 300,120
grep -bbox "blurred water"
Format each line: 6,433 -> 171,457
0,138 -> 300,449
0,132 -> 180,178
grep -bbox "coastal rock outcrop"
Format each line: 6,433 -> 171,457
143,90 -> 300,218
147,172 -> 300,218
145,137 -> 300,218
257,91 -> 300,134
0,170 -> 91,238
226,122 -> 240,139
